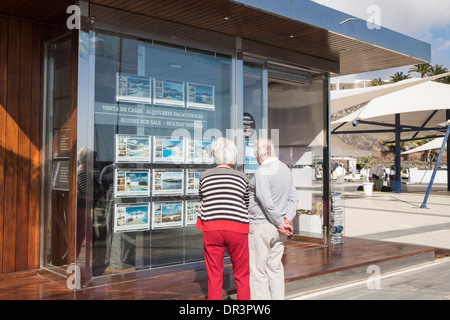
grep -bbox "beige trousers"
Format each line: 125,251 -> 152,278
249,222 -> 287,300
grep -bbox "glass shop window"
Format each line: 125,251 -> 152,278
87,32 -> 232,276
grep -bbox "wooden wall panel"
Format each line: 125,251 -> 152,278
28,23 -> 43,271
16,20 -> 33,272
3,18 -> 21,274
0,17 -> 65,274
0,18 -> 7,274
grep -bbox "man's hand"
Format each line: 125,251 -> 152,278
278,221 -> 293,236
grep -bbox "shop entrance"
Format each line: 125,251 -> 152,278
243,60 -> 328,242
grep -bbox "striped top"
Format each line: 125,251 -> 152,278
196,167 -> 249,234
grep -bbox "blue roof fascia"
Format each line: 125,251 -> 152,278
234,0 -> 431,62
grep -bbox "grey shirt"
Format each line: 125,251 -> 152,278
248,157 -> 299,228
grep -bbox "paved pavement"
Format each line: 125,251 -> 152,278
293,256 -> 450,300
342,182 -> 450,250
291,181 -> 450,300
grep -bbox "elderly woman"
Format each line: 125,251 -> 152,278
196,137 -> 250,300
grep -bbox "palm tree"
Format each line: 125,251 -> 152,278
390,71 -> 410,83
408,63 -> 431,78
428,64 -> 449,83
371,77 -> 385,86
440,76 -> 450,84
429,64 -> 448,76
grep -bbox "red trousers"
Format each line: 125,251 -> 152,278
203,230 -> 250,300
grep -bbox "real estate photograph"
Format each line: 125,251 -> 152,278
153,137 -> 185,163
186,140 -> 213,164
152,201 -> 184,229
152,169 -> 184,195
116,73 -> 152,104
114,169 -> 151,197
153,78 -> 185,107
114,203 -> 151,232
115,134 -> 151,162
187,82 -> 215,110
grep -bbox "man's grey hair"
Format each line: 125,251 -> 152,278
213,137 -> 237,165
254,138 -> 276,159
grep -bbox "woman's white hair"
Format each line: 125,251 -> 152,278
254,138 -> 276,159
78,146 -> 92,166
213,137 -> 237,165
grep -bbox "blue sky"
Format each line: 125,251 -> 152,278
312,0 -> 450,81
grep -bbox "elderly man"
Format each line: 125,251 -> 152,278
248,138 -> 299,300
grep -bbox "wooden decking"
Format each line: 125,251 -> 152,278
0,237 -> 437,300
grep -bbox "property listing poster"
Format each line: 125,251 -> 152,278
114,169 -> 151,197
152,201 -> 184,229
186,139 -> 214,164
244,140 -> 259,173
153,78 -> 185,107
187,82 -> 215,110
153,169 -> 184,195
185,200 -> 201,226
185,169 -> 204,195
153,137 -> 185,163
115,134 -> 151,163
114,203 -> 150,232
116,73 -> 152,104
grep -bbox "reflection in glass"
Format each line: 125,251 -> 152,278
86,32 -> 232,276
268,75 -> 327,239
42,36 -> 73,273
